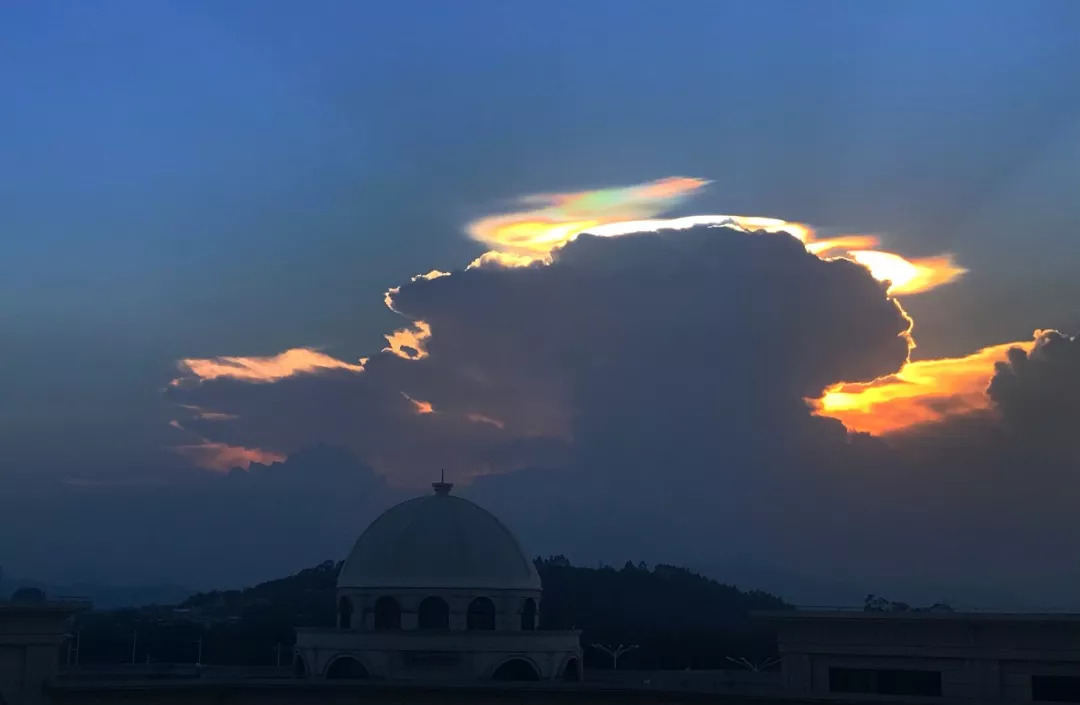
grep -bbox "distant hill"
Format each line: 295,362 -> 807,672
175,556 -> 790,669
0,575 -> 191,610
536,556 -> 790,668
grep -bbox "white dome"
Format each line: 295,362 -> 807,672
338,483 -> 541,591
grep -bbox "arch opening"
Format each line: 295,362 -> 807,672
562,657 -> 581,682
467,597 -> 496,631
492,658 -> 541,681
325,656 -> 370,679
417,596 -> 450,630
293,655 -> 307,679
373,596 -> 401,631
338,596 -> 354,630
520,597 -> 537,631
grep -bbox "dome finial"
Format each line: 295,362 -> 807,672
433,468 -> 453,495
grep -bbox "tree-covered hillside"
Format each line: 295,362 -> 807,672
73,558 -> 790,669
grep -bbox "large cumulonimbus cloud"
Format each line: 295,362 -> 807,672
165,199 -> 1080,604
169,224 -> 912,486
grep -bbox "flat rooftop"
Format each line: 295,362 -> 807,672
756,609 -> 1080,623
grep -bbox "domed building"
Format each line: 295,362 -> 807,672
294,478 -> 582,682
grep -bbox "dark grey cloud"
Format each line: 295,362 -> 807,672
989,330 -> 1080,440
157,226 -> 933,596
33,226 -> 1078,605
171,226 -> 910,487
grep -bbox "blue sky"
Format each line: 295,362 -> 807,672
3,1 -> 1080,596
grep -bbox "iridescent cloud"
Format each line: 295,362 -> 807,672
466,177 -> 710,262
467,189 -> 967,297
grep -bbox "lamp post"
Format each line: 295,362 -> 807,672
590,643 -> 638,670
725,655 -> 781,672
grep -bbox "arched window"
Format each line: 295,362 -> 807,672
562,657 -> 580,682
467,597 -> 496,631
325,656 -> 369,679
492,658 -> 540,681
373,596 -> 401,631
520,597 -> 537,631
417,596 -> 450,630
338,596 -> 353,630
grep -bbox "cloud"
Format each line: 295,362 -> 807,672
812,338 -> 1037,434
173,348 -> 366,386
463,179 -> 966,297
171,439 -> 285,472
169,223 -> 910,489
156,180 -> 1080,604
989,330 -> 1080,442
465,177 -> 710,261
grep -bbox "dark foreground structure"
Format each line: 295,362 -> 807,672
9,492 -> 1080,704
11,602 -> 1080,703
764,609 -> 1080,703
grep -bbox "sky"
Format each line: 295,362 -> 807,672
3,0 -> 1080,606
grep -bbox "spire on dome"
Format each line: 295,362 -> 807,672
432,468 -> 453,495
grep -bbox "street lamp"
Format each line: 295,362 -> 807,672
725,655 -> 781,672
590,643 -> 638,670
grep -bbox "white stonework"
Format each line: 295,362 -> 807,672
294,480 -> 582,682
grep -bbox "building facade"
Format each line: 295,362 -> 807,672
0,601 -> 86,705
294,479 -> 582,682
765,610 -> 1080,703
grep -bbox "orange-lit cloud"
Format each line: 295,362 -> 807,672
810,337 -> 1039,435
383,320 -> 432,360
172,441 -> 286,472
169,418 -> 284,471
402,392 -> 435,414
847,251 -> 969,297
174,348 -> 366,386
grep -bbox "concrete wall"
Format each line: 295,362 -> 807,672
769,611 -> 1080,703
0,603 -> 85,705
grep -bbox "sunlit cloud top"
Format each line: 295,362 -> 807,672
464,178 -> 967,296
466,177 -> 709,259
